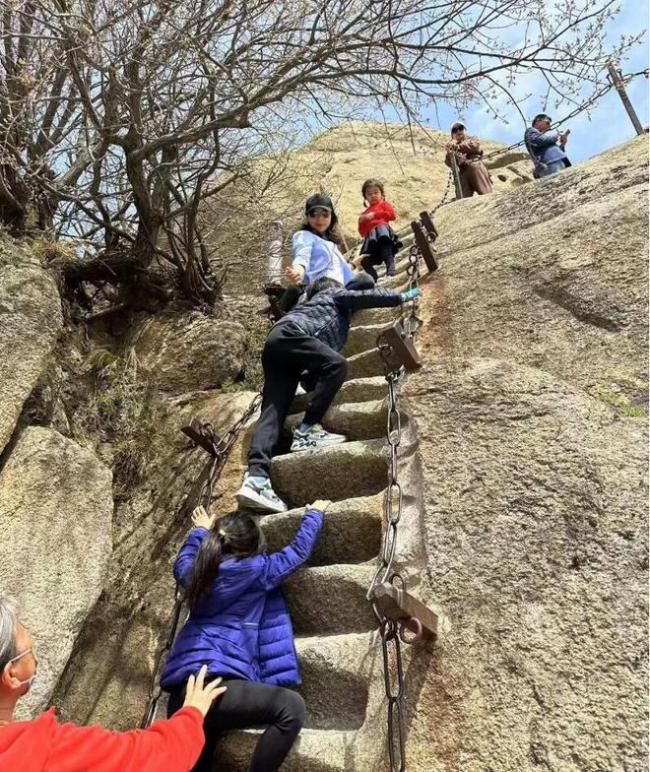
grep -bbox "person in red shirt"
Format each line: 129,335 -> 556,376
0,594 -> 226,771
357,179 -> 402,279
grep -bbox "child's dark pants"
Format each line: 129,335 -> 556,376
361,237 -> 395,280
167,678 -> 305,772
248,322 -> 348,477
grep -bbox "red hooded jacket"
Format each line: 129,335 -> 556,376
0,706 -> 204,771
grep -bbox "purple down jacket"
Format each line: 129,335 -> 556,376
161,508 -> 323,690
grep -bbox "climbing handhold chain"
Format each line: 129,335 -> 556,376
368,220 -> 449,770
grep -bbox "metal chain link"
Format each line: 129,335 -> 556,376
141,391 -> 262,728
430,171 -> 455,215
368,238 -> 426,771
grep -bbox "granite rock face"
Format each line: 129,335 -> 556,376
0,427 -> 113,719
132,312 -> 247,394
403,359 -> 647,771
402,136 -> 648,771
0,239 -> 62,453
49,135 -> 647,772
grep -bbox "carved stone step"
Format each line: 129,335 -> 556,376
290,376 -> 387,413
285,399 -> 387,442
284,563 -> 378,635
346,349 -> 385,380
270,439 -> 387,506
217,727 -> 358,772
295,631 -> 378,729
342,323 -> 390,357
259,493 -> 383,566
351,304 -> 402,326
378,273 -> 411,291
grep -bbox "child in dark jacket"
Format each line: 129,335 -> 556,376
236,275 -> 421,513
358,179 -> 403,279
164,501 -> 328,772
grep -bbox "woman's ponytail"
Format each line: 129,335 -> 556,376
186,530 -> 224,609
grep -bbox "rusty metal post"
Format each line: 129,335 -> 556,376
607,61 -> 645,136
449,152 -> 463,199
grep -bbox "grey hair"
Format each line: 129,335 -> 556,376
0,595 -> 19,670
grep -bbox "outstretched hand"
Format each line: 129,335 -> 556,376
183,665 -> 227,717
192,505 -> 217,530
309,499 -> 332,512
285,265 -> 305,285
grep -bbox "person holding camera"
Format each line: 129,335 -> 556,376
524,113 -> 572,178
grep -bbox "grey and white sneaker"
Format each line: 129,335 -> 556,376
290,423 -> 347,453
236,474 -> 288,513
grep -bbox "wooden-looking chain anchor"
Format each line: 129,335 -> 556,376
410,218 -> 438,273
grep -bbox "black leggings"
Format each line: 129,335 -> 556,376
167,678 -> 306,772
361,239 -> 395,280
248,323 -> 347,478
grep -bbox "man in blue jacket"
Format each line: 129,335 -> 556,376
236,276 -> 421,513
524,113 -> 571,178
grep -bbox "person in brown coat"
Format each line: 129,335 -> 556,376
445,122 -> 493,197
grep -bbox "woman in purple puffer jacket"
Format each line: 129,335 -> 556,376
163,500 -> 328,772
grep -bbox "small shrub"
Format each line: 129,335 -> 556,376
91,347 -> 166,497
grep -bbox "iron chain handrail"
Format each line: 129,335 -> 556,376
141,392 -> 262,728
368,243 -> 424,771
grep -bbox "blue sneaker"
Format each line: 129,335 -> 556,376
290,423 -> 347,452
236,474 -> 288,513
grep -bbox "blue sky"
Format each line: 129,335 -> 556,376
419,2 -> 649,163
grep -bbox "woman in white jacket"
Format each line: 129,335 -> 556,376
278,193 -> 373,312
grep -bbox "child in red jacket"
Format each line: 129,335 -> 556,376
357,179 -> 403,279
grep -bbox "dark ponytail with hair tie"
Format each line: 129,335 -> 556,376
186,512 -> 263,609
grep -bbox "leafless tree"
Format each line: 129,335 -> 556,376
0,0 -> 639,312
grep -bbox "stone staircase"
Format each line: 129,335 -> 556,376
218,246 -> 429,771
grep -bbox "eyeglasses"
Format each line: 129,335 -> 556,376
307,207 -> 331,218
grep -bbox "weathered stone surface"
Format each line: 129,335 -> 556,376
423,136 -> 649,413
286,398 -> 389,442
290,376 -> 387,413
218,727 -> 358,771
132,312 -> 247,394
285,564 -> 377,635
402,358 -> 648,771
0,427 -> 113,719
270,440 -> 387,505
0,240 -> 62,454
49,135 -> 647,772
